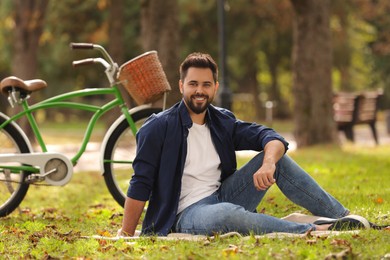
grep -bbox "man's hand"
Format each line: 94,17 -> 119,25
253,162 -> 276,190
253,140 -> 286,191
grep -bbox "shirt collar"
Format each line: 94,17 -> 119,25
179,100 -> 193,128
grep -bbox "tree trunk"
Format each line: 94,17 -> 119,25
332,1 -> 352,92
105,0 -> 135,125
108,0 -> 125,67
12,0 -> 48,79
242,64 -> 263,121
141,0 -> 180,108
290,0 -> 338,147
11,0 -> 48,140
266,53 -> 290,119
336,14 -> 352,92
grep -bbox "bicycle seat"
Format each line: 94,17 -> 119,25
0,76 -> 47,95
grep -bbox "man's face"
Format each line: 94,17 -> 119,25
179,67 -> 219,114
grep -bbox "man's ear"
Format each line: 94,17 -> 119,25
215,81 -> 219,93
179,80 -> 184,94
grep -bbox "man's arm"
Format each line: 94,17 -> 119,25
253,140 -> 286,191
119,197 -> 146,236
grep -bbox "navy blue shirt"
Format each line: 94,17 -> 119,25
127,101 -> 289,235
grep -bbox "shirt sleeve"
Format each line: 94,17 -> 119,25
233,119 -> 289,153
127,115 -> 165,201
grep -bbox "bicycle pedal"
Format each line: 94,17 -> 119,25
26,174 -> 44,184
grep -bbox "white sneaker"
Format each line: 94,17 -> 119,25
313,215 -> 370,230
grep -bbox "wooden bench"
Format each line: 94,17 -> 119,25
333,91 -> 382,144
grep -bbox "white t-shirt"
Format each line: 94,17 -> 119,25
177,123 -> 221,213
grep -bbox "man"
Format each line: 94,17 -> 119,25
118,52 -> 368,237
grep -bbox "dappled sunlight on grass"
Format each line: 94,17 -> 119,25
238,143 -> 390,225
284,144 -> 390,224
0,143 -> 388,258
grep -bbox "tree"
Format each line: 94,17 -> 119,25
0,1 -> 13,113
103,0 -> 135,124
108,0 -> 125,66
332,0 -> 353,92
355,0 -> 390,109
227,0 -> 263,120
290,0 -> 338,147
10,0 -> 49,138
179,1 -> 294,120
140,0 -> 180,107
12,0 -> 48,79
253,0 -> 293,119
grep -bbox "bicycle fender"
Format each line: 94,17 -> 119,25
0,112 -> 34,152
99,104 -> 152,174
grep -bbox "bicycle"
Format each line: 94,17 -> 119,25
0,43 -> 170,217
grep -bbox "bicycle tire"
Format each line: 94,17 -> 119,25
0,115 -> 32,217
103,107 -> 162,207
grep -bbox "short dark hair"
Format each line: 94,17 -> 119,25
179,52 -> 218,83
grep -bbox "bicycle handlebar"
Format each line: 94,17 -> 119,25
70,43 -> 94,49
70,42 -> 118,85
72,58 -> 95,67
72,58 -> 110,69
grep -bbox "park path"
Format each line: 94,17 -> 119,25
283,120 -> 390,150
50,120 -> 390,172
237,120 -> 389,158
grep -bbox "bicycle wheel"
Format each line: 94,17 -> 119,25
103,107 -> 161,207
0,115 -> 32,217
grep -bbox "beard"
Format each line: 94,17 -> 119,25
185,94 -> 213,114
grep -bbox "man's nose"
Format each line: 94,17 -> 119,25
195,85 -> 204,94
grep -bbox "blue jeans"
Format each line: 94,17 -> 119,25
174,153 -> 349,235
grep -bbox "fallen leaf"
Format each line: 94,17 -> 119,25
97,229 -> 112,237
43,208 -> 58,213
160,245 -> 169,251
99,244 -> 114,253
90,204 -> 105,209
266,197 -> 276,204
42,253 -> 60,260
21,208 -> 31,214
109,213 -> 123,219
352,234 -> 360,239
46,224 -> 57,230
222,245 -> 239,257
98,239 -> 108,248
330,238 -> 350,247
55,230 -> 73,237
325,247 -> 356,260
375,197 -> 384,204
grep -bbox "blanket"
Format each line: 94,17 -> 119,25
85,230 -> 361,241
84,213 -> 368,241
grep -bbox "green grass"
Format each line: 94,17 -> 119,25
0,144 -> 389,259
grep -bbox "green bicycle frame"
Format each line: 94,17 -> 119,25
0,84 -> 137,168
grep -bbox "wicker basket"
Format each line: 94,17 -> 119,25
117,51 -> 171,105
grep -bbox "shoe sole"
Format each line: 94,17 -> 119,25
314,214 -> 370,230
